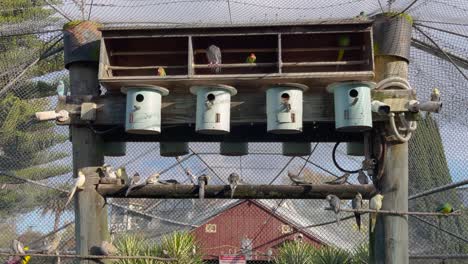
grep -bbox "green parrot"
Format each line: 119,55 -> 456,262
435,202 -> 454,229
337,35 -> 350,62
246,53 -> 256,63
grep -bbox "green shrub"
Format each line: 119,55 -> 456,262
273,241 -> 316,264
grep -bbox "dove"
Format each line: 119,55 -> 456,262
326,194 -> 341,225
352,193 -> 363,231
228,172 -> 241,198
246,53 -> 256,64
431,88 -> 440,102
146,173 -> 161,184
157,67 -> 166,76
125,173 -> 143,196
56,80 -> 65,96
357,169 -> 369,185
116,167 -> 129,184
206,45 -> 222,73
42,233 -> 62,254
370,194 -> 384,232
324,173 -> 350,185
64,170 -> 86,208
287,171 -> 309,185
198,174 -> 210,200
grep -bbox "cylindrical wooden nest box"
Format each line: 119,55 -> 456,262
121,85 -> 169,134
101,141 -> 126,157
63,21 -> 102,68
282,142 -> 311,156
190,84 -> 237,135
220,142 -> 248,156
346,142 -> 365,156
327,82 -> 375,132
160,142 -> 189,157
266,83 -> 308,134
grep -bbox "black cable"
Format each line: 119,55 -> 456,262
332,142 -> 360,173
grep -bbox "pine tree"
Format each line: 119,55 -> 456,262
0,0 -> 71,217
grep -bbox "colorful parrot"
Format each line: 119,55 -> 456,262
206,45 -> 222,73
337,35 -> 350,62
435,202 -> 454,228
21,246 -> 30,264
370,194 -> 384,232
157,67 -> 166,76
246,53 -> 256,63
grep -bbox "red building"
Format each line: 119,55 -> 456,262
192,200 -> 324,261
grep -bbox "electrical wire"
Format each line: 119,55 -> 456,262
332,142 -> 360,173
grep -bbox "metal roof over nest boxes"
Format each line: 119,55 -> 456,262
98,21 -> 374,93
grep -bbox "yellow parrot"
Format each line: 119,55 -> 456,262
21,246 -> 30,264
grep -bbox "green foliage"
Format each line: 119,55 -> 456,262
312,246 -> 353,264
351,243 -> 369,264
158,231 -> 202,264
273,241 -> 316,264
115,234 -> 155,264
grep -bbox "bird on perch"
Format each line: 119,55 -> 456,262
206,45 -> 222,73
198,174 -> 210,200
228,172 -> 243,198
287,171 -> 309,185
326,194 -> 341,225
157,67 -> 166,77
352,193 -> 363,231
435,202 -> 454,228
431,88 -> 440,102
370,194 -> 384,232
246,53 -> 256,64
337,35 -> 350,62
125,172 -> 143,196
64,170 -> 86,208
116,167 -> 129,184
324,172 -> 350,185
357,169 -> 369,185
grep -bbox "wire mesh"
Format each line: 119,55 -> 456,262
1,1 -> 467,263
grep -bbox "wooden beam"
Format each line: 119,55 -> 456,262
97,184 -> 378,199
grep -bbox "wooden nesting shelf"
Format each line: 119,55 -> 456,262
99,21 -> 374,92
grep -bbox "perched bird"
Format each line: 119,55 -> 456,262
246,53 -> 256,64
64,170 -> 86,208
12,240 -> 25,256
56,80 -> 66,96
42,233 -> 62,254
287,171 -> 310,185
435,202 -> 454,228
326,194 -> 341,225
116,167 -> 129,184
125,173 -> 143,197
352,193 -> 363,231
431,88 -> 440,102
7,240 -> 27,264
157,67 -> 166,77
370,194 -> 384,232
20,246 -> 30,264
337,35 -> 350,62
266,248 -> 273,261
206,45 -> 222,73
103,164 -> 117,179
133,105 -> 141,111
176,156 -> 196,184
96,241 -> 118,256
355,11 -> 368,20
198,174 -> 210,200
357,169 -> 369,185
146,173 -> 161,185
324,173 -> 350,185
228,172 -> 241,198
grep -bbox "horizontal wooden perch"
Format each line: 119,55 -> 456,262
0,252 -> 174,261
325,208 -> 463,217
97,184 -> 377,199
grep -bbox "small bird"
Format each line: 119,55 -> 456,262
102,164 -> 117,179
324,173 -> 350,185
206,45 -> 222,73
337,35 -> 350,62
176,156 -> 196,184
370,194 -> 384,232
64,170 -> 86,208
287,171 -> 309,185
355,11 -> 368,20
133,105 -> 141,111
435,202 -> 454,228
146,173 -> 161,185
157,67 -> 166,77
42,233 -> 62,254
56,80 -> 66,96
326,194 -> 341,225
20,246 -> 30,264
198,174 -> 210,200
246,53 -> 256,64
228,172 -> 241,198
352,193 -> 363,231
96,241 -> 118,256
357,169 -> 369,185
116,167 -> 129,184
280,95 -> 292,112
431,88 -> 440,102
125,173 -> 143,197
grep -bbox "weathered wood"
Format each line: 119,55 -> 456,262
325,208 -> 462,216
97,184 -> 378,199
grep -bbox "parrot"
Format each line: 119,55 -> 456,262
56,80 -> 66,96
228,172 -> 242,198
64,170 -> 86,208
157,67 -> 166,77
357,169 -> 369,185
246,53 -> 256,64
176,156 -> 196,184
337,35 -> 350,62
125,172 -> 143,196
146,173 -> 161,185
197,174 -> 210,200
20,246 -> 30,264
435,202 -> 454,228
431,88 -> 440,102
102,164 -> 117,179
326,194 -> 341,225
96,241 -> 118,256
370,194 -> 384,232
287,171 -> 309,185
324,172 -> 350,185
206,45 -> 222,73
116,167 -> 129,184
352,193 -> 363,231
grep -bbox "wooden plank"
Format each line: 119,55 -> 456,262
97,184 -> 378,199
282,60 -> 367,66
107,65 -> 187,70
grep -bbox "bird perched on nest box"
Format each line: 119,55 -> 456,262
157,67 -> 166,76
206,45 -> 222,73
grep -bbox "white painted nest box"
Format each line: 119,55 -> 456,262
190,84 -> 237,135
160,142 -> 189,157
282,142 -> 311,156
327,81 -> 375,132
121,85 -> 169,134
220,142 -> 248,156
266,83 -> 308,134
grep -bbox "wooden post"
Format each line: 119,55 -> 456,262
371,13 -> 413,264
64,21 -> 109,264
